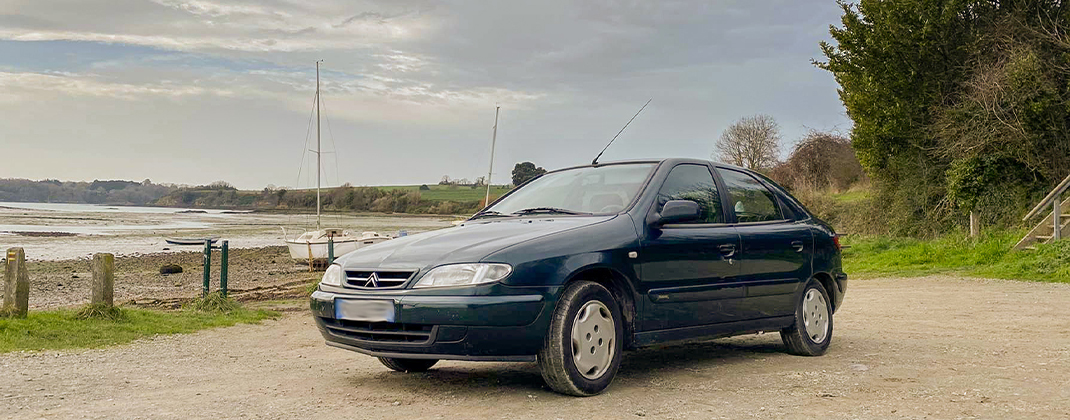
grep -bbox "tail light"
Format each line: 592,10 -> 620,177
833,235 -> 842,250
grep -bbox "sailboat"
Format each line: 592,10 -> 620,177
284,61 -> 392,263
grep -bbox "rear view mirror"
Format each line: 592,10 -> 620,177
655,200 -> 701,226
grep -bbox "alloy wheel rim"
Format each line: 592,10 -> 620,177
570,300 -> 615,380
802,288 -> 829,343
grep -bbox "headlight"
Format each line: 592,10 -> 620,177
413,263 -> 512,288
320,264 -> 345,287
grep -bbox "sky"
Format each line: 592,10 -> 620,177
0,0 -> 852,189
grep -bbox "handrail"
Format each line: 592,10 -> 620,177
1024,174 -> 1070,221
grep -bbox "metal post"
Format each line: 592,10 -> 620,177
1055,193 -> 1062,241
220,241 -> 229,297
202,239 -> 211,297
484,106 -> 500,208
328,236 -> 335,265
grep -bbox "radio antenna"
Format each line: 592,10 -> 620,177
592,98 -> 651,165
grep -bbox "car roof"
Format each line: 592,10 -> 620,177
581,158 -> 753,174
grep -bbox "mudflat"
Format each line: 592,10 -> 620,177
2,275 -> 1068,419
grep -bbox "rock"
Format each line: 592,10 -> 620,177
159,264 -> 183,275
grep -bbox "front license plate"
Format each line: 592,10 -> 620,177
335,299 -> 395,322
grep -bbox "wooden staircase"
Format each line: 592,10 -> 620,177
1014,175 -> 1070,251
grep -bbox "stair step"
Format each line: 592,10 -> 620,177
1025,246 -> 1038,251
1037,235 -> 1054,241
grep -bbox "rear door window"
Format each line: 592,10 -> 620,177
716,169 -> 784,223
656,164 -> 724,224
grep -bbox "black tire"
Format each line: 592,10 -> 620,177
378,357 -> 438,372
780,279 -> 833,356
537,281 -> 624,396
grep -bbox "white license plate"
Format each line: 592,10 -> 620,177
334,299 -> 395,322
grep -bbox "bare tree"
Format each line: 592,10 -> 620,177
714,115 -> 782,171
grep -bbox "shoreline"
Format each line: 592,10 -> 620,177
8,245 -> 319,310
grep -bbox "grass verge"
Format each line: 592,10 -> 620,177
0,305 -> 278,353
843,230 -> 1070,282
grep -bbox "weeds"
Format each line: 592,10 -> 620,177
186,292 -> 241,313
75,303 -> 125,320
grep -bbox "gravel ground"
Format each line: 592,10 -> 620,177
2,275 -> 1069,419
10,246 -> 318,309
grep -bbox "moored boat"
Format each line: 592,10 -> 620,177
284,229 -> 391,261
164,236 -> 220,246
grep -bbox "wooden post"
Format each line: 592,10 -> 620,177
91,253 -> 115,307
3,248 -> 29,318
203,240 -> 212,297
969,211 -> 979,238
1054,193 -> 1062,241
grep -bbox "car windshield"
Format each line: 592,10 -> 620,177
484,163 -> 656,216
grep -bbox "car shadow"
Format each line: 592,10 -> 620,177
348,334 -> 788,395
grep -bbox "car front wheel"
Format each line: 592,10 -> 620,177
780,279 -> 833,356
537,280 -> 624,396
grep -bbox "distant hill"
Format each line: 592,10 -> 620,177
0,178 -> 175,205
0,178 -> 512,215
153,184 -> 513,215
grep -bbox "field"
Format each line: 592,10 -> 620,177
373,184 -> 513,202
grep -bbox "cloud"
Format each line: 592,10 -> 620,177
0,0 -> 852,189
0,71 -> 236,100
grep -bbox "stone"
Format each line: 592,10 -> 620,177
159,264 -> 183,275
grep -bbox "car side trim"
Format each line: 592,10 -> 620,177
325,341 -> 537,362
633,316 -> 795,347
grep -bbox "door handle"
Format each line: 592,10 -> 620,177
791,240 -> 805,253
718,244 -> 737,258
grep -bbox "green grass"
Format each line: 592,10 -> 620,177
830,189 -> 871,204
0,306 -> 277,352
375,184 -> 513,202
843,230 -> 1070,282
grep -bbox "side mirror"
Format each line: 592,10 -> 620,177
655,200 -> 701,226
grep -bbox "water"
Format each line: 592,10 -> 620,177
0,202 -> 457,261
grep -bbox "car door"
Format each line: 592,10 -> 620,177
638,163 -> 742,331
715,168 -> 814,319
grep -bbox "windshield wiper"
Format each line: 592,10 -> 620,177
469,210 -> 508,220
511,207 -> 590,216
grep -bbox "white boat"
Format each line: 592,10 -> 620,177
285,228 -> 392,261
283,61 -> 392,263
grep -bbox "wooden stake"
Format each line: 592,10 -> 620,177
3,248 -> 29,318
91,253 -> 115,307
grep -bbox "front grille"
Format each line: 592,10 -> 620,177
322,319 -> 435,344
345,270 -> 416,289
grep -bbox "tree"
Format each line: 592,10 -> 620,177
512,162 -> 547,186
714,115 -> 781,171
819,1 -> 1070,234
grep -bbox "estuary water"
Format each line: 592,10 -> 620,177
0,202 -> 456,261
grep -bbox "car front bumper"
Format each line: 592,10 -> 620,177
310,288 -> 558,362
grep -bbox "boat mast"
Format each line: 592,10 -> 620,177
484,106 -> 500,208
315,60 -> 322,230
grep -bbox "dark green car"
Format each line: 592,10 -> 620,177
311,159 -> 847,396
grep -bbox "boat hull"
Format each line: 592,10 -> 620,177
286,237 -> 390,261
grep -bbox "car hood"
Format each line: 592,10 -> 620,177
336,215 -> 615,270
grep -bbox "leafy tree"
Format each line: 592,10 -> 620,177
819,0 -> 1070,234
511,162 -> 547,186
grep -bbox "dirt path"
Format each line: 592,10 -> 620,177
2,275 -> 1069,419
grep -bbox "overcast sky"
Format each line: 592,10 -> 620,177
0,0 -> 851,189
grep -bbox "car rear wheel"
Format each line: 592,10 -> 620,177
780,279 -> 833,356
378,357 -> 438,372
537,281 -> 623,396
